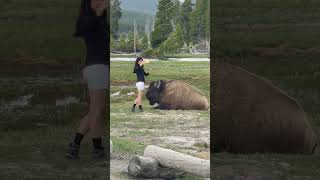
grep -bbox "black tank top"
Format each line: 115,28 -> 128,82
134,66 -> 146,82
75,15 -> 109,66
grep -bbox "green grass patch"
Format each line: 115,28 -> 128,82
111,61 -> 210,99
0,0 -> 84,62
111,137 -> 145,155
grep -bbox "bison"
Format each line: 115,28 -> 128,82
146,80 -> 209,110
212,60 -> 318,154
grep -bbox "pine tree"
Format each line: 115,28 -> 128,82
151,0 -> 175,48
172,0 -> 181,26
190,0 -> 208,43
110,34 -> 116,51
119,33 -> 127,52
127,32 -> 135,52
145,18 -> 152,45
180,0 -> 193,46
110,0 -> 122,39
140,33 -> 150,51
159,24 -> 184,55
204,0 -> 210,40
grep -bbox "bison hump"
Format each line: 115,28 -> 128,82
160,80 -> 208,110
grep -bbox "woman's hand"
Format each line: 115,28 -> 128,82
144,59 -> 151,64
140,59 -> 150,65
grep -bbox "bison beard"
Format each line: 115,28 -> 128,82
212,60 -> 318,154
146,80 -> 209,110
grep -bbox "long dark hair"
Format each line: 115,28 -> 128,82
74,0 -> 108,37
133,57 -> 144,73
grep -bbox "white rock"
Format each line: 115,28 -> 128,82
110,139 -> 113,154
55,96 -> 79,107
127,92 -> 135,96
111,91 -> 121,97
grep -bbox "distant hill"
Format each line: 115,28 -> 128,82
119,10 -> 154,34
120,0 -> 158,15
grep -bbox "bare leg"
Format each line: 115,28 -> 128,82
137,90 -> 143,105
86,89 -> 107,159
66,91 -> 95,159
78,92 -> 92,135
88,89 -> 106,138
78,114 -> 90,135
136,90 -> 144,112
132,95 -> 139,112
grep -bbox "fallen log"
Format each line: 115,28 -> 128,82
128,155 -> 185,179
144,145 -> 210,178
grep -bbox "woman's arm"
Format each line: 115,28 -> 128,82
144,72 -> 150,76
139,59 -> 150,66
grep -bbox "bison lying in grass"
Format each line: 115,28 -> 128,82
212,60 -> 318,154
146,80 -> 209,110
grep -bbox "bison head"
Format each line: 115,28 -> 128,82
146,80 -> 166,105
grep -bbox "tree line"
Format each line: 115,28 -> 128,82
110,0 -> 210,57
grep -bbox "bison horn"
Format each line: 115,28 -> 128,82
156,80 -> 161,89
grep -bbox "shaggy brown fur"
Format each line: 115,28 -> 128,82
146,80 -> 209,110
212,60 -> 317,154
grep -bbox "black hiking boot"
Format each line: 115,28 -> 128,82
65,142 -> 80,159
139,106 -> 144,112
92,147 -> 107,160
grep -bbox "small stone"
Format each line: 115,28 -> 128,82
278,162 -> 291,169
110,139 -> 113,154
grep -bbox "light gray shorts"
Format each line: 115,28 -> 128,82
136,82 -> 145,91
82,64 -> 109,90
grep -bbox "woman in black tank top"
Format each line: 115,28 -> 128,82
132,57 -> 150,112
66,0 -> 108,160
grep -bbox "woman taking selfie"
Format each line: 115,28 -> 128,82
66,0 -> 108,160
131,57 -> 150,112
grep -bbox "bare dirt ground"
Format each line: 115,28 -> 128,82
110,110 -> 210,176
213,153 -> 320,180
112,111 -> 210,152
110,89 -> 210,179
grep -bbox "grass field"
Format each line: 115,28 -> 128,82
110,61 -> 210,179
0,1 -> 116,178
0,0 -> 84,62
111,53 -> 209,58
213,0 -> 320,179
0,63 -> 113,179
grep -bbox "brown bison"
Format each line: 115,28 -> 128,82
146,80 -> 209,110
212,60 -> 318,154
